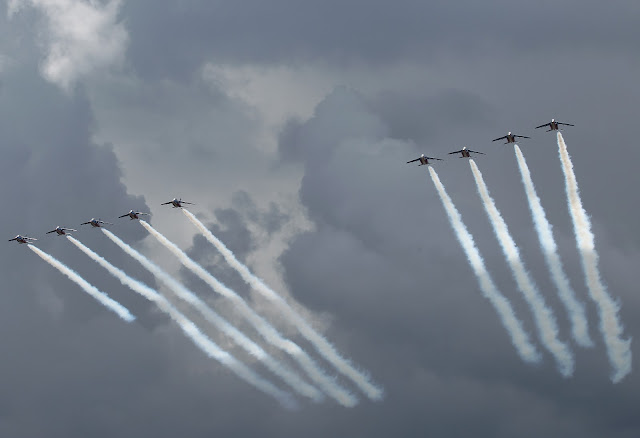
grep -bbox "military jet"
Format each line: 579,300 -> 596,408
161,198 -> 195,208
46,226 -> 77,236
8,235 -> 37,244
492,132 -> 530,144
448,147 -> 485,158
80,218 -> 113,228
118,210 -> 150,220
535,119 -> 574,131
406,154 -> 443,166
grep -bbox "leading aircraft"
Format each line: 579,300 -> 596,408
118,210 -> 150,220
448,147 -> 485,158
161,198 -> 195,208
80,218 -> 113,228
406,154 -> 443,166
492,132 -> 530,144
8,235 -> 37,244
535,119 -> 574,131
46,226 -> 77,236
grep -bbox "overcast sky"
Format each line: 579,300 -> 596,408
1,0 -> 639,436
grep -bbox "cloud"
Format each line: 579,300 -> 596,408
9,0 -> 128,90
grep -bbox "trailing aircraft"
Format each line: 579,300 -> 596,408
46,226 -> 77,236
8,235 -> 37,244
535,119 -> 574,131
448,147 -> 485,158
406,154 -> 443,166
492,132 -> 530,144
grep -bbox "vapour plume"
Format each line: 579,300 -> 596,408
94,232 -> 321,403
469,159 -> 574,377
514,144 -> 592,348
181,208 -> 384,401
65,235 -> 298,407
427,166 -> 540,363
557,133 -> 631,382
28,244 -> 134,322
137,220 -> 356,407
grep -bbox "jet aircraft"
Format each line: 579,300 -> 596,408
80,218 -> 113,228
8,235 -> 37,244
492,132 -> 530,144
406,154 -> 443,166
535,119 -> 574,131
118,210 -> 150,220
46,226 -> 77,236
161,198 -> 195,208
448,147 -> 485,158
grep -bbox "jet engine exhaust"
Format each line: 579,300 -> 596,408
514,145 -> 593,348
428,166 -> 540,364
557,133 -> 631,382
469,159 -> 574,377
28,245 -> 135,322
181,208 -> 384,401
136,221 -> 356,407
66,235 -> 298,408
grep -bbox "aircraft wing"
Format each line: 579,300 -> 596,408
160,201 -> 172,205
118,214 -> 129,218
558,122 -> 574,126
515,135 -> 530,139
468,150 -> 485,155
46,230 -> 56,234
138,212 -> 150,216
492,136 -> 508,142
535,123 -> 551,129
8,238 -> 17,241
406,158 -> 420,163
65,228 -> 77,232
448,150 -> 463,155
101,222 -> 114,226
428,157 -> 443,161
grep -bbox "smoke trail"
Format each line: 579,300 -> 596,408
65,236 -> 297,408
28,245 -> 135,322
469,159 -> 574,376
557,133 -> 631,382
182,208 -> 384,401
93,232 -> 321,403
136,221 -> 357,407
514,145 -> 593,348
427,167 -> 540,363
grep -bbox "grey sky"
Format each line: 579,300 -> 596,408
1,0 -> 639,436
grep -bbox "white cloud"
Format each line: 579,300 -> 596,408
9,0 -> 128,90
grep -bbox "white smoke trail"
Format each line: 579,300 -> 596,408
427,167 -> 540,363
557,133 -> 631,382
65,236 -> 297,408
514,145 -> 593,348
469,159 -> 574,376
28,244 -> 135,322
93,232 -> 321,403
137,221 -> 357,407
182,208 -> 384,401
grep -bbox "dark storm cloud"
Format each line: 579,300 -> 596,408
276,87 -> 640,436
122,0 -> 640,80
3,0 -> 640,436
0,13 -> 288,436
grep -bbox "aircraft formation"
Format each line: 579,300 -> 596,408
10,196 -> 382,409
8,199 -> 193,242
405,120 -> 631,384
406,118 -> 571,164
8,117 -> 630,407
